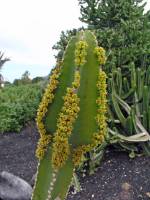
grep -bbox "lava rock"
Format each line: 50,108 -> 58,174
0,171 -> 32,200
30,173 -> 36,187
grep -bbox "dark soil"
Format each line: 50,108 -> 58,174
0,125 -> 150,200
0,123 -> 38,183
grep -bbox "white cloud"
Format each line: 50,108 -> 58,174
0,0 -> 83,66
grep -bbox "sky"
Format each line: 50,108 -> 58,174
0,0 -> 150,82
0,0 -> 84,82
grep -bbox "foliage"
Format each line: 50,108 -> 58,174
21,70 -> 31,84
32,31 -> 107,200
78,0 -> 150,73
13,72 -> 46,86
0,83 -> 42,133
13,79 -> 22,86
13,71 -> 32,86
32,76 -> 45,83
77,0 -> 150,156
4,81 -> 11,86
52,28 -> 85,62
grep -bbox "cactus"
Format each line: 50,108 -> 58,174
108,63 -> 150,154
32,30 -> 107,200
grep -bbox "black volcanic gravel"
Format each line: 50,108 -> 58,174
0,125 -> 150,200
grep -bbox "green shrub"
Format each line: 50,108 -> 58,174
0,83 -> 43,133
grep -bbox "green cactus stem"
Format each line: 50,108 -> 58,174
109,63 -> 150,154
32,30 -> 107,200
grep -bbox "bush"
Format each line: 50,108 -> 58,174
32,76 -> 45,83
0,83 -> 43,133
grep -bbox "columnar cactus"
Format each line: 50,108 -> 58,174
108,63 -> 150,154
32,30 -> 107,200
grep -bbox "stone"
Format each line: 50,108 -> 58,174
30,173 -> 36,187
118,182 -> 133,200
0,171 -> 32,200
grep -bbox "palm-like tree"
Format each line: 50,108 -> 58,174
0,51 -> 10,70
0,51 -> 10,87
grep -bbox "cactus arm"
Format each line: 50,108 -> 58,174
50,158 -> 74,200
125,116 -> 133,136
72,32 -> 107,166
32,149 -> 53,200
70,31 -> 99,146
143,111 -> 148,130
32,37 -> 77,200
134,92 -> 141,118
121,88 -> 135,100
117,68 -> 122,96
32,152 -> 74,200
146,66 -> 150,85
137,68 -> 144,100
123,77 -> 130,92
131,62 -> 136,89
143,86 -> 149,114
45,37 -> 77,133
109,128 -> 150,142
112,91 -> 127,127
113,93 -> 150,138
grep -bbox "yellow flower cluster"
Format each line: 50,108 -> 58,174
94,70 -> 107,146
94,47 -> 106,65
71,70 -> 107,167
52,71 -> 80,169
72,145 -> 90,167
75,41 -> 88,67
72,70 -> 80,89
36,135 -> 51,159
36,67 -> 61,160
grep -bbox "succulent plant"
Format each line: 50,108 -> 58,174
108,63 -> 150,155
31,30 -> 107,200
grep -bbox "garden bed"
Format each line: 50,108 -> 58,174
0,125 -> 150,200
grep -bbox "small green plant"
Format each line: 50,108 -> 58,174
32,30 -> 107,200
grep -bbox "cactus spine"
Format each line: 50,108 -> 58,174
32,31 -> 107,200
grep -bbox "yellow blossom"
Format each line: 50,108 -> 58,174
52,69 -> 81,169
94,47 -> 107,65
36,66 -> 61,160
93,69 -> 107,146
75,41 -> 88,67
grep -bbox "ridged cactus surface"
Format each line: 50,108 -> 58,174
32,30 -> 107,200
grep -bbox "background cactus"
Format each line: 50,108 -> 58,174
108,63 -> 150,155
32,30 -> 107,200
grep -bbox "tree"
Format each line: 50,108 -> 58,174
13,71 -> 32,86
32,76 -> 45,83
13,79 -> 21,86
78,0 -> 150,73
0,51 -> 10,88
78,0 -> 150,155
52,28 -> 85,62
0,51 -> 10,70
21,70 -> 31,84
